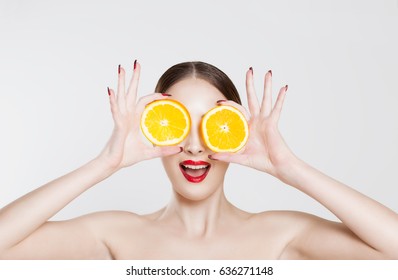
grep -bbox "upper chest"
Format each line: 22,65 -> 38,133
107,220 -> 291,259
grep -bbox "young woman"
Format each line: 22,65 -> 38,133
0,61 -> 397,259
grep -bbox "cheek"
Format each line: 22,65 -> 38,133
161,156 -> 184,181
210,161 -> 229,177
161,157 -> 174,177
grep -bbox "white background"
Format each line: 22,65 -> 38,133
0,0 -> 397,222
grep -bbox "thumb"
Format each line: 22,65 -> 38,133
209,152 -> 245,164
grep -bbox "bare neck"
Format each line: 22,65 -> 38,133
159,186 -> 236,238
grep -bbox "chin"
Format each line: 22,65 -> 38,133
172,180 -> 223,202
168,168 -> 227,202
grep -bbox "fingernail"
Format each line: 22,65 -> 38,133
285,84 -> 288,91
268,70 -> 272,77
161,93 -> 172,96
216,99 -> 226,104
208,155 -> 218,160
118,64 -> 121,74
107,87 -> 111,96
134,59 -> 137,70
249,67 -> 253,74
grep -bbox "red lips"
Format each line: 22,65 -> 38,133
179,160 -> 211,183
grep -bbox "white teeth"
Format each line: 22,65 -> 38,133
182,164 -> 208,170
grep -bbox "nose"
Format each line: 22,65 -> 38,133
183,123 -> 206,155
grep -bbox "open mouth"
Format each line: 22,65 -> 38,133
179,160 -> 211,183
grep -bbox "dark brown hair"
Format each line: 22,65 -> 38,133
155,61 -> 242,105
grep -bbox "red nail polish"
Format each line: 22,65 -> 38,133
249,67 -> 253,74
118,64 -> 121,74
285,85 -> 288,91
268,70 -> 272,77
161,93 -> 172,96
107,87 -> 111,96
134,59 -> 137,70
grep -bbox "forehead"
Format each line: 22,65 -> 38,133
166,78 -> 225,115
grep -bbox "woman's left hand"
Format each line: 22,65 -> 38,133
209,69 -> 298,179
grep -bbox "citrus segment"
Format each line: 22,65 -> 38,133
201,105 -> 249,153
140,99 -> 191,146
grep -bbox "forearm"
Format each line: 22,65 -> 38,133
280,158 -> 398,258
0,156 -> 116,251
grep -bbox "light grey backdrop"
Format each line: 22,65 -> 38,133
0,0 -> 397,222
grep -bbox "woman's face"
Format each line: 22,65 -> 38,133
161,78 -> 230,201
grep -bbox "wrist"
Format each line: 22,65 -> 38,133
274,155 -> 307,186
91,155 -> 121,178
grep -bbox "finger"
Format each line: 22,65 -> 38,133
117,65 -> 126,109
260,70 -> 273,118
127,60 -> 141,108
208,152 -> 247,165
107,87 -> 119,122
144,146 -> 183,160
216,100 -> 250,121
272,85 -> 288,122
246,67 -> 260,116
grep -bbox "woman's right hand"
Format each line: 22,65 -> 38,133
98,61 -> 182,170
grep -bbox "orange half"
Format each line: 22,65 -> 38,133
201,105 -> 249,153
140,99 -> 191,146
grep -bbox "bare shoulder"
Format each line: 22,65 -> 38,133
248,210 -> 334,258
248,210 -> 326,239
0,210 -> 147,260
253,210 -> 354,240
251,210 -> 325,227
77,210 -> 148,232
251,211 -> 382,259
252,209 -> 347,241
